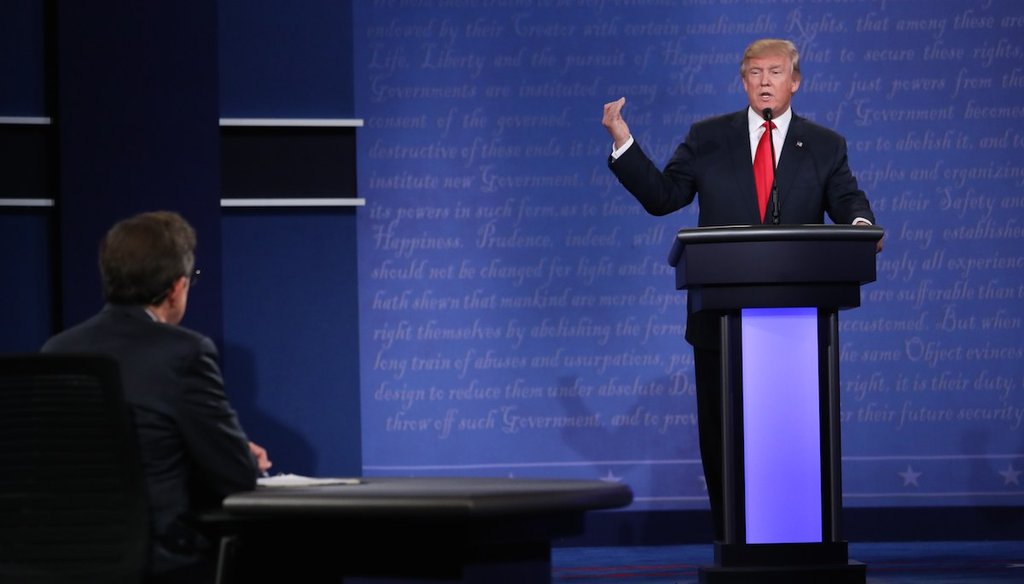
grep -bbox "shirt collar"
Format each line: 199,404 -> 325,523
747,106 -> 792,135
101,303 -> 161,323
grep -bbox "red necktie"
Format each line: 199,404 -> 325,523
753,120 -> 776,222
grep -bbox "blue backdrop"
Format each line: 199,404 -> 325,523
353,0 -> 1024,511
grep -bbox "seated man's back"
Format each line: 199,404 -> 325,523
42,211 -> 266,582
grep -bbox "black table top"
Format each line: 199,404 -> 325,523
222,476 -> 633,519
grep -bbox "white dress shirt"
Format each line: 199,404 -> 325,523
747,106 -> 790,166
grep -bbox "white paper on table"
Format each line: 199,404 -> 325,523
257,473 -> 361,487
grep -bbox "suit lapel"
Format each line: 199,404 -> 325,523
776,115 -> 809,218
727,111 -> 761,222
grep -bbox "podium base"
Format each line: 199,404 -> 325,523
698,560 -> 866,584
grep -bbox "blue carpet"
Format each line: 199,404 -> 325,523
552,541 -> 1024,583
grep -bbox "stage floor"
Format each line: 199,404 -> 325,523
553,540 -> 1024,583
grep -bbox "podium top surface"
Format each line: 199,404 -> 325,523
668,224 -> 883,266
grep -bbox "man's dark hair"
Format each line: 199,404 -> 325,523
99,211 -> 196,305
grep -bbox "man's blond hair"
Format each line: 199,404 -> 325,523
740,39 -> 801,80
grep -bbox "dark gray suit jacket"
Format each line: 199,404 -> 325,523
609,109 -> 876,348
42,304 -> 257,575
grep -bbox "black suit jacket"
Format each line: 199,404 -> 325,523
42,304 -> 257,575
609,109 -> 875,348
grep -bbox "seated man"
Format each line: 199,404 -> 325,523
42,210 -> 270,583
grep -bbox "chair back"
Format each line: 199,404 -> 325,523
0,354 -> 149,583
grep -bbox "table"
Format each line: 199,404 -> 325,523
204,476 -> 633,583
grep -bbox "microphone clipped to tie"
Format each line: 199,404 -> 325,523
762,108 -> 781,225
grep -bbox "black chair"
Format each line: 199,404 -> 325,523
0,354 -> 149,584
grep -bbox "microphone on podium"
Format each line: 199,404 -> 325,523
762,108 -> 780,226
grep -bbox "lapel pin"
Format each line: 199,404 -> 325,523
796,141 -> 804,148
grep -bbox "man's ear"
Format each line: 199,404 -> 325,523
164,276 -> 188,307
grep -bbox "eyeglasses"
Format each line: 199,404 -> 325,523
149,268 -> 201,306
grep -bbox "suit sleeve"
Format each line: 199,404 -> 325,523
176,337 -> 258,498
822,136 -> 876,225
608,132 -> 699,217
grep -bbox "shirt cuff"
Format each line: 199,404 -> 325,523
610,136 -> 635,160
852,217 -> 872,225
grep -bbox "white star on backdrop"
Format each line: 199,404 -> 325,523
600,470 -> 622,483
998,463 -> 1021,486
899,465 -> 922,487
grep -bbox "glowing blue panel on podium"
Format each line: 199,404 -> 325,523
741,307 -> 821,544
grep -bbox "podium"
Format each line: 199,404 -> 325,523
668,225 -> 883,583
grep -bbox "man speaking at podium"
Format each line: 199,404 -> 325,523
602,38 -> 877,542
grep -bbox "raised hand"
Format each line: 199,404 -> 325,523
602,97 -> 631,150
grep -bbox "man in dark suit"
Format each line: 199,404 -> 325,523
42,210 -> 271,583
602,38 -> 878,541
